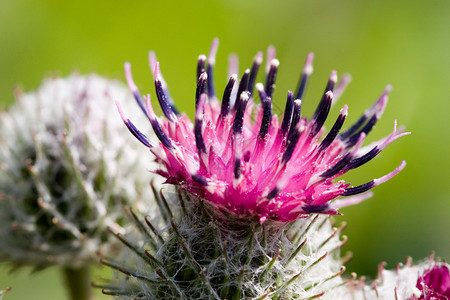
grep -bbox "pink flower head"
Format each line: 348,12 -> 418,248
413,264 -> 450,299
118,39 -> 408,223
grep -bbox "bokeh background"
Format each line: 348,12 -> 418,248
0,0 -> 449,299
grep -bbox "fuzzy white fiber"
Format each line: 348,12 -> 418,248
0,74 -> 155,269
334,259 -> 449,300
107,190 -> 348,300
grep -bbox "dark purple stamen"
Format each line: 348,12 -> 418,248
117,101 -> 154,148
339,89 -> 389,140
258,96 -> 272,139
194,119 -> 206,153
234,158 -> 241,179
295,76 -> 308,101
280,91 -> 294,136
195,72 -> 207,108
124,63 -> 149,119
159,83 -> 179,116
344,114 -> 377,148
192,174 -> 208,186
206,63 -> 215,99
195,93 -> 207,154
265,60 -> 279,98
294,70 -> 310,101
171,105 -> 180,116
302,204 -> 329,213
247,53 -> 263,96
282,123 -> 301,164
154,79 -> 177,122
267,187 -> 280,200
195,124 -> 206,153
287,99 -> 302,141
347,147 -> 380,170
309,91 -> 333,138
232,93 -> 249,179
341,181 -> 375,196
312,72 -> 336,120
232,92 -> 250,134
206,38 -> 219,99
339,114 -> 368,140
131,90 -> 149,119
318,108 -> 347,152
294,53 -> 314,100
320,152 -> 352,178
197,55 -> 206,82
256,83 -> 267,102
220,75 -> 237,117
324,73 -> 336,94
234,69 -> 250,110
150,118 -> 174,149
161,85 -> 178,116
123,119 -> 154,148
148,54 -> 178,115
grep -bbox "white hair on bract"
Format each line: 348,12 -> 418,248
0,74 -> 157,270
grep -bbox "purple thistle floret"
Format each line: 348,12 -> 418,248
345,255 -> 450,299
118,38 -> 408,223
413,264 -> 450,299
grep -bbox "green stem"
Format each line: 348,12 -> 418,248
62,266 -> 92,300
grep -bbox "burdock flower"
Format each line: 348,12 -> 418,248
102,39 -> 408,299
118,38 -> 407,223
0,74 -> 153,299
414,264 -> 450,299
346,255 -> 450,299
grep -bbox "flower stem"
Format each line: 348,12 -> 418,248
62,266 -> 92,300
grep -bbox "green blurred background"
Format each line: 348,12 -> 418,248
0,0 -> 449,299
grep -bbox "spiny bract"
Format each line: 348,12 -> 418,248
101,187 -> 350,299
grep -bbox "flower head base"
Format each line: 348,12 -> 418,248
0,74 -> 152,269
119,39 -> 408,223
98,186 -> 351,299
